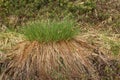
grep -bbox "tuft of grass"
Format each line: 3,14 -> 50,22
21,19 -> 79,43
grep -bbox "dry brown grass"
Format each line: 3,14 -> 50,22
0,38 -> 120,80
0,32 -> 24,50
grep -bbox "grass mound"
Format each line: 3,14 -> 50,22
22,19 -> 79,43
0,20 -> 119,80
0,39 -> 119,80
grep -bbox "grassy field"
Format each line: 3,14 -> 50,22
0,0 -> 120,80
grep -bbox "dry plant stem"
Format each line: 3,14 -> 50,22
0,39 -> 119,80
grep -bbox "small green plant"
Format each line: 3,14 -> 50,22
110,41 -> 120,55
22,19 -> 79,43
101,35 -> 120,55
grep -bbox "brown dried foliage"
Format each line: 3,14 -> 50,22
0,38 -> 120,80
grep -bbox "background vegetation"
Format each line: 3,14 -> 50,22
0,0 -> 120,33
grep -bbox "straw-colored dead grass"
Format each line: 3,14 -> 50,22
0,38 -> 120,80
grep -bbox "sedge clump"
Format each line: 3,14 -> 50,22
22,19 -> 79,43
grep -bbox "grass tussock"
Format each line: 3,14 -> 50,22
22,19 -> 79,43
0,39 -> 120,80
